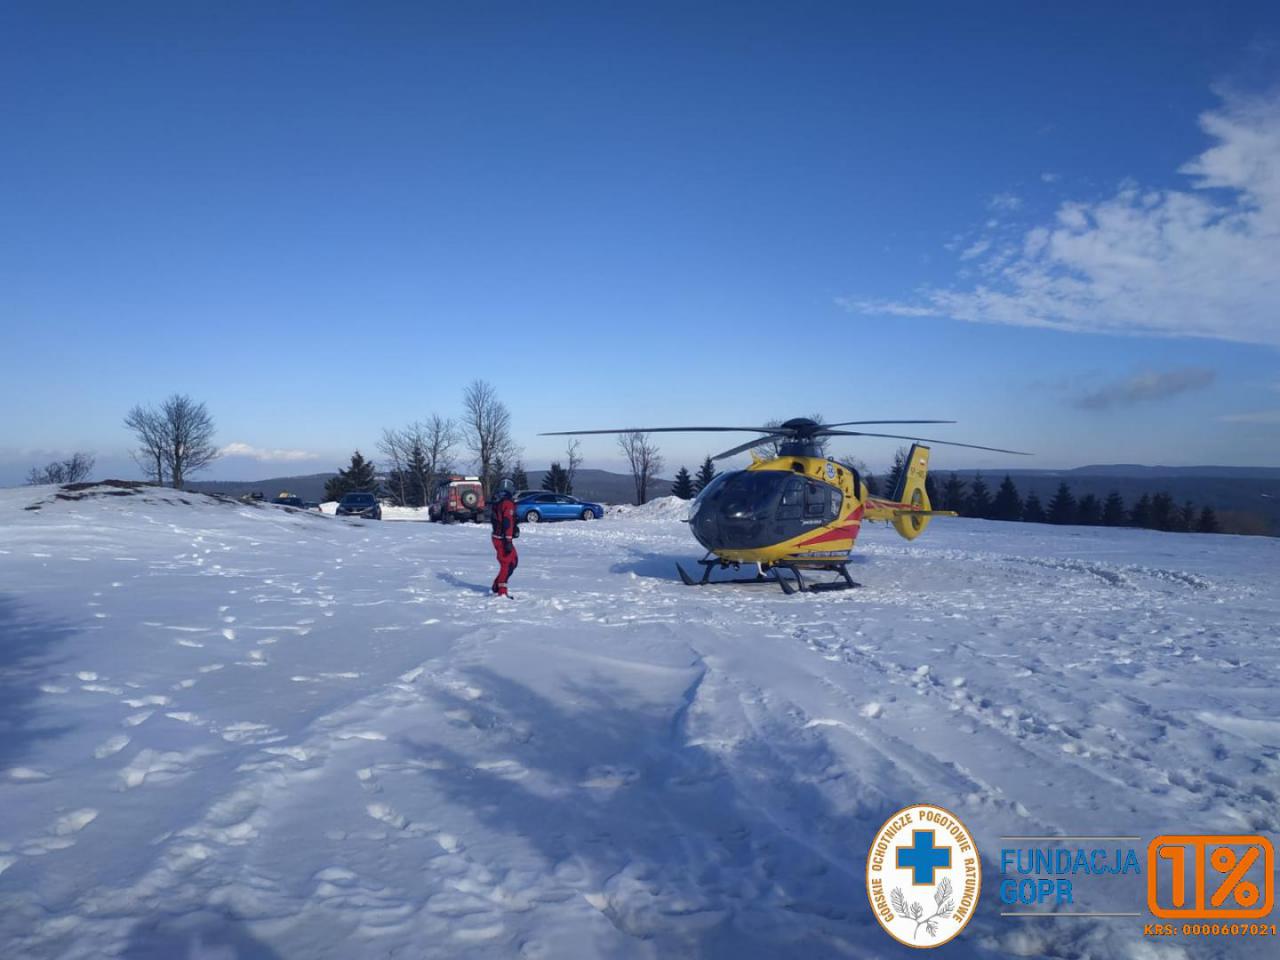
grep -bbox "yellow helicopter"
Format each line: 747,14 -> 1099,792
542,418 -> 1030,594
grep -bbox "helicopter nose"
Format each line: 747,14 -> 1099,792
688,500 -> 715,551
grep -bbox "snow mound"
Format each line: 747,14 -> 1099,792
24,480 -> 242,512
382,506 -> 430,522
606,495 -> 691,521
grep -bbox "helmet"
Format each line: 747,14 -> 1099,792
496,478 -> 516,499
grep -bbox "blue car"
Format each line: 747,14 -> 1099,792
517,493 -> 604,523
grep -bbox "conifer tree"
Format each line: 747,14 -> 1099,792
1196,505 -> 1219,533
693,456 -> 717,494
966,473 -> 992,518
672,466 -> 695,500
542,462 -> 570,493
487,455 -> 506,498
1102,491 -> 1126,526
510,461 -> 529,493
1076,493 -> 1101,526
1179,500 -> 1196,532
325,451 -> 378,501
1047,482 -> 1076,524
884,448 -> 908,497
1150,492 -> 1176,531
1129,493 -> 1152,528
402,441 -> 431,507
1022,492 -> 1046,523
941,472 -> 967,512
924,473 -> 940,509
991,475 -> 1023,521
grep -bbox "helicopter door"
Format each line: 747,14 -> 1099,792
777,478 -> 804,521
802,480 -> 843,523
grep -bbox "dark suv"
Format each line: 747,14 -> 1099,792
336,492 -> 382,520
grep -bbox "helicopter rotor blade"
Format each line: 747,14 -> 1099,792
712,434 -> 790,461
539,426 -> 779,436
820,429 -> 1032,456
542,420 -> 958,438
822,420 -> 956,428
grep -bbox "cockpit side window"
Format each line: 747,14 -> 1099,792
803,481 -> 827,518
777,478 -> 804,520
828,485 -> 843,521
799,480 -> 844,521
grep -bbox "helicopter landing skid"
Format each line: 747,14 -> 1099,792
675,555 -> 860,595
773,562 -> 861,595
676,556 -> 777,588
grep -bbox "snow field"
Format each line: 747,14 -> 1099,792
0,483 -> 1276,958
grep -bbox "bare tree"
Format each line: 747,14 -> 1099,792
380,415 -> 459,506
565,438 -> 583,494
26,452 -> 96,485
462,380 -> 514,495
421,414 -> 458,491
618,431 -> 664,505
161,394 -> 219,488
124,404 -> 168,485
379,427 -> 412,506
125,395 -> 218,489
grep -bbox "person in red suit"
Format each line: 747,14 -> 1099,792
490,478 -> 519,596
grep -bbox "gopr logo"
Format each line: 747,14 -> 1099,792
867,804 -> 982,947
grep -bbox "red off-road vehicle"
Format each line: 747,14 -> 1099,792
428,476 -> 486,523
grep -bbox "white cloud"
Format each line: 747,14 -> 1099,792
221,442 -> 318,462
1041,172 -> 1061,183
959,239 -> 991,261
1218,409 -> 1280,424
988,192 -> 1023,211
849,90 -> 1280,347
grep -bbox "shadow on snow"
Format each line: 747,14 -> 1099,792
403,666 -> 998,959
0,594 -> 78,774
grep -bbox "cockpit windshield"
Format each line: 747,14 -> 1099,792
689,469 -> 843,551
716,472 -> 787,519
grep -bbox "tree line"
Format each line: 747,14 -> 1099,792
930,472 -> 1220,533
328,379 -> 528,504
328,381 -> 632,506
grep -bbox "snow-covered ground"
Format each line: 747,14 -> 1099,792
1,483 -> 1276,959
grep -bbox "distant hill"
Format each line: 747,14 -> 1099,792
531,469 -> 673,504
936,469 -> 1280,536
188,469 -> 673,505
188,473 -> 335,502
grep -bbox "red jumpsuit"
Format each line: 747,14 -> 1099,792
490,496 -> 519,595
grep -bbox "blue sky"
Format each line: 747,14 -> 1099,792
2,1 -> 1278,484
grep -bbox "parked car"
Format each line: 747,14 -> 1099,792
428,476 -> 486,523
336,491 -> 382,520
272,492 -> 304,508
517,493 -> 604,523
